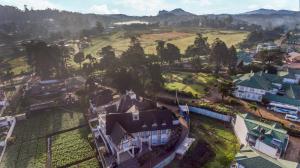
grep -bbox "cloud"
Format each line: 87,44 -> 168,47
1,0 -> 60,10
114,0 -> 175,15
89,4 -> 119,14
182,0 -> 212,6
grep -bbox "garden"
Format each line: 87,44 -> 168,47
0,107 -> 88,168
163,71 -> 217,98
50,127 -> 97,168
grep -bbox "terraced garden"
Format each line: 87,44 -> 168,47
50,127 -> 97,167
0,107 -> 88,168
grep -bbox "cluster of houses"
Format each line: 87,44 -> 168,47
234,69 -> 300,120
88,90 -> 193,168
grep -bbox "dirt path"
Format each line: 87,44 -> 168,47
238,100 -> 300,130
285,136 -> 300,162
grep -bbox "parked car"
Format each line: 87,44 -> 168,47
285,114 -> 300,122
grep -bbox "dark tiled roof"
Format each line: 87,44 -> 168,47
117,95 -> 156,113
110,122 -> 128,145
106,109 -> 176,135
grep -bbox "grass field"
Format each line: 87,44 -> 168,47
0,107 -> 87,168
163,71 -> 217,98
170,114 -> 239,168
0,56 -> 30,76
84,30 -> 248,56
51,127 -> 96,167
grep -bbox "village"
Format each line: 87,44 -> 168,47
1,3 -> 300,168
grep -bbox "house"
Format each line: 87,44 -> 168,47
25,79 -> 67,97
237,51 -> 254,66
281,69 -> 300,84
286,52 -> 300,63
234,72 -> 282,102
234,147 -> 299,168
234,71 -> 300,114
92,91 -> 180,165
256,42 -> 280,53
233,114 -> 289,158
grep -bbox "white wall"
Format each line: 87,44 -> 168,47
233,115 -> 248,145
254,140 -> 278,158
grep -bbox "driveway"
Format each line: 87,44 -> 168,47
285,136 -> 300,162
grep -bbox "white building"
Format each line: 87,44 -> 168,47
234,71 -> 300,114
233,114 -> 289,159
256,42 -> 280,53
91,91 -> 180,165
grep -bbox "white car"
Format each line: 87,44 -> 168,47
285,114 -> 300,122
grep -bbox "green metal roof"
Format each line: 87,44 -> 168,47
264,93 -> 300,107
234,72 -> 282,90
237,51 -> 253,65
236,147 -> 299,168
240,114 -> 288,152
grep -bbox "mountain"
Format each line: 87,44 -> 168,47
158,8 -> 196,16
242,8 -> 298,15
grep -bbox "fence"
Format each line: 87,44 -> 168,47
179,105 -> 232,122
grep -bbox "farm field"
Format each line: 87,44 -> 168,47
51,127 -> 97,167
163,71 -> 217,98
170,114 -> 239,168
0,107 -> 87,168
0,56 -> 30,76
84,30 -> 248,56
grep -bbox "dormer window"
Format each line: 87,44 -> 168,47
133,113 -> 139,121
152,123 -> 158,127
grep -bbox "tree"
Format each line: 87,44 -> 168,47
99,45 -> 117,70
257,49 -> 284,66
147,64 -> 164,93
228,46 -> 238,73
121,37 -> 147,68
96,21 -> 104,35
191,57 -> 203,71
165,43 -> 181,64
24,40 -> 64,79
210,38 -> 229,74
74,52 -> 85,69
218,81 -> 234,101
185,33 -> 210,57
156,40 -> 166,64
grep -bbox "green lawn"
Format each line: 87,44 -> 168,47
163,72 -> 217,98
84,30 -> 248,56
51,127 -> 96,167
0,56 -> 30,76
170,114 -> 239,168
0,107 -> 87,168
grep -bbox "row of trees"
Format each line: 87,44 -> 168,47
185,33 -> 238,74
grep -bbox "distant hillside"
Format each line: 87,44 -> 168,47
242,8 -> 298,15
158,8 -> 196,16
1,5 -> 300,40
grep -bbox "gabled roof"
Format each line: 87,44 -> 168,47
237,51 -> 253,65
264,93 -> 300,107
110,122 -> 128,145
285,84 -> 300,100
236,147 -> 299,168
240,114 -> 288,152
234,72 -> 282,90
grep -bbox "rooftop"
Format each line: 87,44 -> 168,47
236,147 -> 299,168
240,114 -> 288,152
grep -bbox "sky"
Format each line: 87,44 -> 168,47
0,0 -> 299,16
